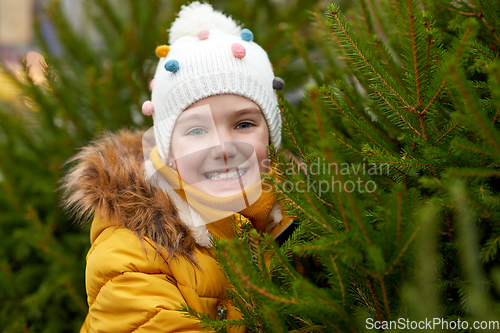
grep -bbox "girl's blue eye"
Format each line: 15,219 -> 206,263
235,121 -> 254,129
186,128 -> 207,136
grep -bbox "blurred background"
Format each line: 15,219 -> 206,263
1,0 -> 84,98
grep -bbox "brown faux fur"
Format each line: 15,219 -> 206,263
60,129 -> 197,263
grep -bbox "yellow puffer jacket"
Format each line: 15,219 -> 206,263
61,130 -> 293,333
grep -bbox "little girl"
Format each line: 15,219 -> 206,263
62,2 -> 293,332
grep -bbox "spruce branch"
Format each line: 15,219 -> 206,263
397,191 -> 402,243
292,32 -> 324,86
365,0 -> 393,41
371,159 -> 443,169
289,325 -> 327,333
298,282 -> 355,333
481,235 -> 500,263
452,137 -> 496,157
332,176 -> 374,246
64,280 -> 87,313
300,187 -> 334,233
478,12 -> 500,44
451,68 -> 500,156
443,169 -> 500,178
322,18 -> 373,92
312,17 -> 343,79
294,239 -> 345,253
420,23 -> 473,116
262,236 -> 301,281
418,115 -> 428,142
333,136 -> 365,156
251,233 -> 268,282
373,90 -> 421,136
355,172 -> 387,208
279,102 -> 304,157
359,0 -> 375,35
337,84 -> 394,140
471,43 -> 497,62
379,277 -> 391,318
407,0 -> 423,110
365,277 -> 385,322
335,196 -> 350,232
384,219 -> 425,276
310,89 -> 326,143
374,37 -> 407,93
273,181 -> 337,234
434,123 -> 459,145
310,88 -> 337,166
423,17 -> 433,82
327,5 -> 412,110
493,105 -> 500,124
221,247 -> 297,305
323,90 -> 391,155
392,0 -> 402,22
329,255 -> 346,307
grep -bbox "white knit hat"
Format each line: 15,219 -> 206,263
146,2 -> 284,161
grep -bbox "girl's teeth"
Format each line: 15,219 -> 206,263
205,168 -> 248,181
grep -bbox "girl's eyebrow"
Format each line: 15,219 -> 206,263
231,108 -> 262,116
176,111 -> 212,125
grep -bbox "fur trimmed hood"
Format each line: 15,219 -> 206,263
60,129 -> 285,261
60,129 -> 198,260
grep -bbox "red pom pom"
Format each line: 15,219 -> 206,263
231,43 -> 246,59
142,101 -> 154,116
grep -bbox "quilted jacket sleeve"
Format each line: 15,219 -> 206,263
83,226 -> 203,333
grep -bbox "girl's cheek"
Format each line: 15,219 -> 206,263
175,146 -> 208,184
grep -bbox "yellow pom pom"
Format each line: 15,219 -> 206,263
155,45 -> 170,58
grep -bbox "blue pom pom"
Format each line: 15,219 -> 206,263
164,59 -> 179,72
240,29 -> 253,42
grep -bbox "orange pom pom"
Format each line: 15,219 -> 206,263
155,45 -> 170,58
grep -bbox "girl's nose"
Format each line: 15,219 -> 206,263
210,131 -> 238,160
210,142 -> 237,160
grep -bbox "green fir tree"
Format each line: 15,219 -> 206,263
184,0 -> 500,332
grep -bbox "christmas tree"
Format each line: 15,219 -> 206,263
185,0 -> 500,332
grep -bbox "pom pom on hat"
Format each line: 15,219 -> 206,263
196,29 -> 210,40
169,2 -> 241,44
142,101 -> 154,115
165,59 -> 179,72
155,45 -> 170,58
231,43 -> 246,59
240,29 -> 253,42
273,77 -> 285,90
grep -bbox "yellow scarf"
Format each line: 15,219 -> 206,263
150,146 -> 280,240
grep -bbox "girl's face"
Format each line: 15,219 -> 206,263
168,94 -> 270,197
